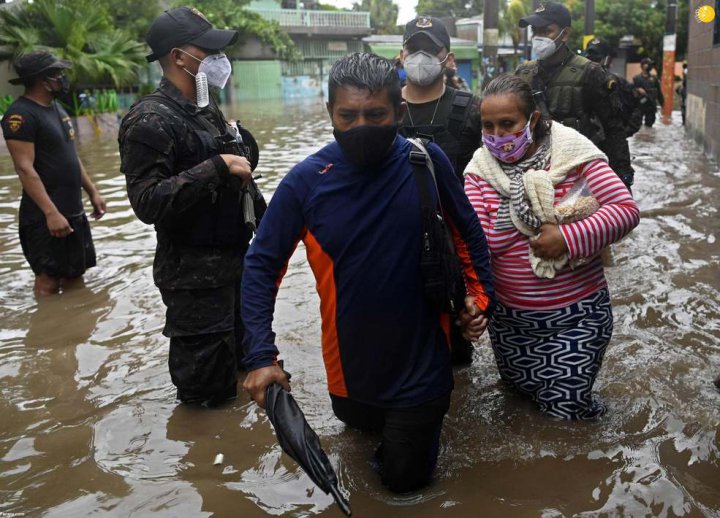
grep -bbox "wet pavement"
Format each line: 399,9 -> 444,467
0,103 -> 718,517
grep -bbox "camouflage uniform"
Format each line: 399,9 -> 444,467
119,78 -> 251,405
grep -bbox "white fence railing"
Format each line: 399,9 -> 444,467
248,8 -> 371,29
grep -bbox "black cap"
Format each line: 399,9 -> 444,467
146,6 -> 239,62
640,57 -> 654,66
9,50 -> 71,85
584,37 -> 610,61
403,16 -> 451,51
519,2 -> 571,29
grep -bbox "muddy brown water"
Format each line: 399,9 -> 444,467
1,102 -> 718,517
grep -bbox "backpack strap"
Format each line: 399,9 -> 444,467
143,91 -> 224,138
408,137 -> 438,212
408,137 -> 453,236
446,90 -> 473,138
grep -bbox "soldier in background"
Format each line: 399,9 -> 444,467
1,51 -> 106,295
515,2 -> 635,190
584,38 -> 643,138
676,61 -> 687,126
633,58 -> 664,128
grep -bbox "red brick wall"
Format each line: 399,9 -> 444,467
686,5 -> 720,161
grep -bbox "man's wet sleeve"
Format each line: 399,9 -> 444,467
587,66 -> 634,178
119,113 -> 228,225
1,106 -> 37,143
242,176 -> 307,370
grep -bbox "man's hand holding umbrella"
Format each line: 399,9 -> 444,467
243,364 -> 291,408
242,362 -> 352,515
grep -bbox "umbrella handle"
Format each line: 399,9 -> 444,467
329,484 -> 352,516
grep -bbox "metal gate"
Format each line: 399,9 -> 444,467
232,60 -> 283,101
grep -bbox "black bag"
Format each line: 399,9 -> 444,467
409,139 -> 466,314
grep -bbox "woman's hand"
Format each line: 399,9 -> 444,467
529,223 -> 568,260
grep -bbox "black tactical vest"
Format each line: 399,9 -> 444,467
517,53 -> 601,143
143,92 -> 249,248
400,89 -> 474,174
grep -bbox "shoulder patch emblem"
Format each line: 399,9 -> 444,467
6,114 -> 23,132
319,163 -> 333,175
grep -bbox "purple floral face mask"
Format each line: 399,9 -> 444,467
482,120 -> 533,163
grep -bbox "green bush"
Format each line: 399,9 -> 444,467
0,95 -> 14,116
71,89 -> 119,115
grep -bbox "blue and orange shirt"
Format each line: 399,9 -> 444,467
242,135 -> 495,408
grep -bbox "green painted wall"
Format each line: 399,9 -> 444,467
232,60 -> 283,100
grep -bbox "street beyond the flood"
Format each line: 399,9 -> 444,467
0,101 -> 718,517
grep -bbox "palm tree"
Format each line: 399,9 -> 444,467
0,0 -> 145,88
499,0 -> 530,57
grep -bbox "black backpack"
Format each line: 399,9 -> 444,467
408,138 -> 466,314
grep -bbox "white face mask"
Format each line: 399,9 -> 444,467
531,29 -> 565,61
179,49 -> 233,89
404,50 -> 448,86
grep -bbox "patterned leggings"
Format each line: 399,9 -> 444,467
488,289 -> 613,420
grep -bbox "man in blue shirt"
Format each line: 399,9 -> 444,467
242,53 -> 495,493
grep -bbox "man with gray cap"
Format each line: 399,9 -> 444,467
118,7 -> 258,406
1,51 -> 106,295
515,2 -> 635,190
398,15 -> 481,366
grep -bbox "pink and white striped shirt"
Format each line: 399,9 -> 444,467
464,158 -> 639,310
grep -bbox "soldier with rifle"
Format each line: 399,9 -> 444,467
119,7 -> 265,406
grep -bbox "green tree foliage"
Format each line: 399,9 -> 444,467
566,0 -> 689,64
353,0 -> 400,34
0,0 -> 146,88
170,0 -> 299,60
415,0 -> 482,19
95,0 -> 161,42
499,0 -> 530,55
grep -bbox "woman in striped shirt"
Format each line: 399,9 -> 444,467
462,75 -> 639,419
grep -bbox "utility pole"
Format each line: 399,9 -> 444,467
482,0 -> 499,88
660,0 -> 677,122
583,0 -> 595,50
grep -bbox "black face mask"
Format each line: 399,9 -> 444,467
333,123 -> 398,168
47,75 -> 70,97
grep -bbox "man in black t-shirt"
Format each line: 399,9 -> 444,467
398,16 -> 481,180
398,16 -> 481,366
1,51 -> 106,295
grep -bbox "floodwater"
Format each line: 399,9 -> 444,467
1,101 -> 718,517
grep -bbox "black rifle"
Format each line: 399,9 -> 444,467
217,122 -> 267,232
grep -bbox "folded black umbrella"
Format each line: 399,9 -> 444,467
265,382 -> 351,516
